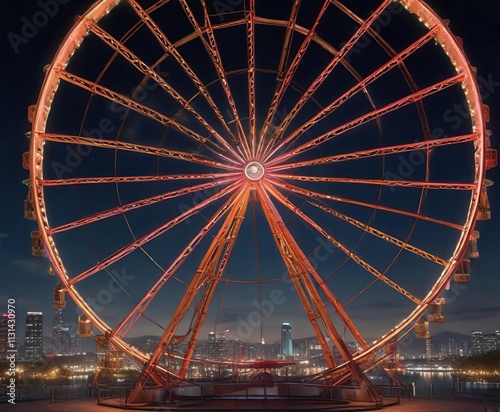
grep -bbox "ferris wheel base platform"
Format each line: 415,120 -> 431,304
100,397 -> 385,411
95,396 -> 489,411
116,381 -> 387,410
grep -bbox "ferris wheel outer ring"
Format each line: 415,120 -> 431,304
28,0 -> 487,370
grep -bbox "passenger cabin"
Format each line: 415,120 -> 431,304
30,231 -> 45,257
24,190 -> 36,220
23,179 -> 35,220
78,315 -> 93,338
22,152 -> 30,170
27,105 -> 36,124
477,180 -> 494,221
485,129 -> 498,170
428,298 -> 446,323
95,335 -> 111,352
468,230 -> 480,259
53,284 -> 66,309
415,321 -> 430,339
454,260 -> 471,283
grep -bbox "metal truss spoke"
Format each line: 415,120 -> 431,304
115,188 -> 247,338
48,177 -> 237,235
39,132 -> 239,171
331,0 -> 433,143
263,26 -> 440,161
178,189 -> 249,377
68,180 -> 243,286
180,0 -> 250,158
258,0 -> 331,156
86,19 -> 244,164
264,180 -> 423,306
260,181 -> 362,349
303,190 -> 448,266
40,172 -> 238,186
257,184 -> 380,399
269,73 -> 466,166
264,0 -> 394,160
257,186 -> 338,368
271,179 -> 463,231
247,0 -> 257,157
127,0 -> 241,148
275,0 -> 301,86
56,69 -> 234,160
132,185 -> 251,390
269,133 -> 477,172
273,174 -> 475,191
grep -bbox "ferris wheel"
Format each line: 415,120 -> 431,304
25,0 -> 496,405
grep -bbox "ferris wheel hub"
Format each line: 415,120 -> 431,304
244,161 -> 265,181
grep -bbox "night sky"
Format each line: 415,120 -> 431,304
1,0 -> 499,350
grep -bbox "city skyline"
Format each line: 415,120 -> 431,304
1,0 -> 500,362
2,307 -> 498,361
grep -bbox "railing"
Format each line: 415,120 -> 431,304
95,381 -> 405,408
0,383 -> 91,403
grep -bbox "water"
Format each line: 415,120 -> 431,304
371,371 -> 500,399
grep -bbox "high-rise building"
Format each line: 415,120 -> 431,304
52,308 -> 71,355
471,331 -> 484,355
425,338 -> 432,359
484,331 -> 500,352
0,314 -> 8,360
207,330 -> 229,361
281,323 -> 293,358
24,312 -> 43,361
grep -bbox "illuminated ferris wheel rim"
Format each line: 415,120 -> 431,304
28,0 -> 487,386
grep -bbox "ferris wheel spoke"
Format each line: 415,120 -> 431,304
268,132 -> 478,172
39,172 -> 238,186
179,0 -> 250,158
272,174 -> 476,191
258,0 -> 331,157
247,0 -> 257,158
47,177 -> 237,235
126,0 -> 241,150
268,72 -> 466,166
332,0 -> 433,141
271,179 -> 464,231
115,187 -> 247,338
263,26 -> 440,162
178,189 -> 251,377
39,132 -> 238,171
302,190 -> 447,266
67,180 -> 243,286
275,0 -> 301,84
56,70 -> 236,161
86,19 -> 244,164
263,180 -> 423,306
257,184 -> 378,383
265,0 -> 394,160
132,185 -> 251,389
